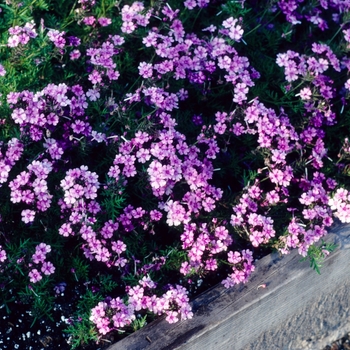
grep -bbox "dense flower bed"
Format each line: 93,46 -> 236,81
0,0 -> 350,348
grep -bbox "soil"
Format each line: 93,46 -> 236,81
0,298 -> 113,350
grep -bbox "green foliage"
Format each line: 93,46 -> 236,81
131,314 -> 148,332
100,176 -> 127,221
71,257 -> 90,282
64,288 -> 102,348
64,318 -> 99,350
94,274 -> 119,294
301,240 -> 338,275
242,168 -> 259,188
18,283 -> 55,327
159,246 -> 187,271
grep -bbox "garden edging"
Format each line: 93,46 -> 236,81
108,222 -> 350,350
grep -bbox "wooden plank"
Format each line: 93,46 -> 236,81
107,223 -> 350,350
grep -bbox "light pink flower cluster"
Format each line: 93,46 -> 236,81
120,2 -> 152,34
8,84 -> 105,146
0,138 -> 24,185
90,299 -> 135,335
329,188 -> 350,223
221,17 -> 244,42
180,222 -> 233,275
276,43 -> 340,85
134,13 -> 257,105
86,36 -> 123,85
29,243 -> 55,283
59,165 -> 100,210
9,159 -> 53,223
107,111 -> 223,229
90,277 -> 193,334
7,21 -> 37,47
90,280 -> 192,334
47,29 -> 66,49
222,249 -> 255,288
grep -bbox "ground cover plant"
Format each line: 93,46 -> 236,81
0,0 -> 350,348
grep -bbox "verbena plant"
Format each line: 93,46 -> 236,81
0,0 -> 349,348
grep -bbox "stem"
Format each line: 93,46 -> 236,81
191,9 -> 203,32
328,25 -> 343,45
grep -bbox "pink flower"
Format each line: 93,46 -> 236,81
83,16 -> 96,26
21,209 -> 35,223
165,310 -> 179,324
299,87 -> 312,100
32,251 -> 46,264
8,35 -> 20,47
98,17 -> 112,26
29,269 -> 42,283
36,243 -> 51,254
138,62 -> 153,79
11,108 -> 27,125
227,251 -> 242,264
345,79 -> 350,91
69,49 -> 81,60
0,64 -> 6,77
205,258 -> 217,271
41,261 -> 55,275
121,21 -> 136,34
184,0 -> 196,9
88,70 -> 102,85
0,246 -> 7,263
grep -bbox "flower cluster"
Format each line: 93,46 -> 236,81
8,83 -> 106,147
7,21 -> 37,47
0,138 -> 24,185
277,0 -> 350,28
222,249 -> 255,288
134,13 -> 258,105
90,280 -> 192,335
59,166 -> 100,231
180,221 -> 233,276
329,188 -> 350,223
9,159 -> 53,223
47,29 -> 66,50
29,243 -> 55,283
120,2 -> 152,34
